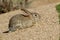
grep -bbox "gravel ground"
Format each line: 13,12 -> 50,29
0,1 -> 60,40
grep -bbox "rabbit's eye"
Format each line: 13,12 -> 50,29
35,14 -> 37,16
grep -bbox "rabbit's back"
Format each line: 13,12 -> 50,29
9,14 -> 35,30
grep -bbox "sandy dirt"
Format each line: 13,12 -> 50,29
0,0 -> 60,40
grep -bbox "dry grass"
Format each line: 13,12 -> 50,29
0,0 -> 33,14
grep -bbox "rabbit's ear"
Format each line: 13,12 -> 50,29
22,14 -> 29,17
21,8 -> 32,14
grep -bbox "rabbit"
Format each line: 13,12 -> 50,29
3,9 -> 40,33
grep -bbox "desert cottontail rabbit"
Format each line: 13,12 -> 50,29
3,9 -> 40,33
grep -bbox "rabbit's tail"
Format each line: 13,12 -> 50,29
3,31 -> 9,33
